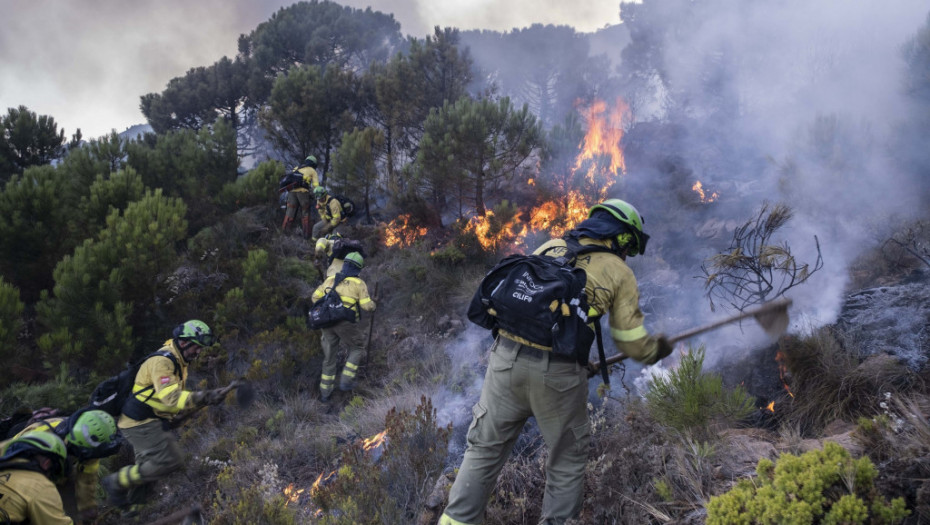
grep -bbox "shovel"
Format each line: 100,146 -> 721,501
587,297 -> 792,378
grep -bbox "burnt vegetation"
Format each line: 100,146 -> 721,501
2,1 -> 930,524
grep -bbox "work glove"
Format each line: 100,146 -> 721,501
654,334 -> 674,362
190,388 -> 229,407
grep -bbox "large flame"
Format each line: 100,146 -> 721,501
573,98 -> 630,178
383,214 -> 428,247
692,181 -> 719,203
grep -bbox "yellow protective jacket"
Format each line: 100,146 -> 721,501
314,238 -> 344,277
312,274 -> 376,321
291,166 -> 320,193
118,340 -> 196,430
0,464 -> 73,525
500,236 -> 661,364
316,196 -> 343,227
4,418 -> 97,513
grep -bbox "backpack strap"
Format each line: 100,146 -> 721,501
129,351 -> 181,403
593,321 -> 610,385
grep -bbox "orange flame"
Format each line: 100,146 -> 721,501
383,214 -> 428,247
764,401 -> 775,413
283,483 -> 305,505
362,430 -> 388,451
692,181 -> 719,203
775,351 -> 795,398
573,98 -> 630,177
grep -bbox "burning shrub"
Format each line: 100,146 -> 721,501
644,346 -> 756,440
706,441 -> 909,525
310,396 -> 452,524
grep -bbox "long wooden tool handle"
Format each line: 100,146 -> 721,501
588,297 -> 792,376
667,297 -> 792,345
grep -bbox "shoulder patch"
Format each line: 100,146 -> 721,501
159,376 -> 172,385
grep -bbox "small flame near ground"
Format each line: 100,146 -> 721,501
283,430 -> 390,510
692,181 -> 719,203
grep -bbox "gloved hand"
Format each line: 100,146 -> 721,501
190,388 -> 228,407
655,334 -> 674,362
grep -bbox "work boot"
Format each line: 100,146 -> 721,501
102,474 -> 130,508
301,216 -> 311,238
339,379 -> 356,392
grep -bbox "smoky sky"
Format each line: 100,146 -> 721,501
0,0 -> 621,139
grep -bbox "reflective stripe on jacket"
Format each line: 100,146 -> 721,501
316,197 -> 343,226
312,275 -> 376,320
118,341 -> 192,429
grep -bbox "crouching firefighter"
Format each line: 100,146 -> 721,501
311,186 -> 345,241
4,409 -> 121,523
440,199 -> 674,525
102,320 -> 232,509
310,252 -> 376,401
0,431 -> 73,525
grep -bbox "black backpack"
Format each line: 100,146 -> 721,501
278,171 -> 310,193
332,194 -> 356,218
308,274 -> 358,329
89,351 -> 180,418
467,237 -> 615,383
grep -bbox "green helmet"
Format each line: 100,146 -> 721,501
588,198 -> 650,256
66,410 -> 118,452
305,155 -> 318,168
344,251 -> 364,269
172,320 -> 216,347
1,430 -> 68,478
313,186 -> 328,199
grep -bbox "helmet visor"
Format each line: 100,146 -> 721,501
189,332 -> 216,347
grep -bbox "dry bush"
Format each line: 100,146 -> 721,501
777,327 -> 923,437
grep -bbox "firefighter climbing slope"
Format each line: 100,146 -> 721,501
281,155 -> 320,237
101,320 -> 237,511
310,252 -> 376,401
312,186 -> 346,241
440,199 -> 674,525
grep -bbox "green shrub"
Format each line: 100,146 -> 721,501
217,160 -> 285,210
644,346 -> 756,439
0,364 -> 87,414
706,442 -> 910,525
0,277 -> 24,367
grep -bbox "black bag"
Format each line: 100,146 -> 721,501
332,194 -> 356,217
331,238 -> 366,260
278,171 -> 309,193
89,351 -> 180,418
308,274 -> 358,329
467,238 -> 613,370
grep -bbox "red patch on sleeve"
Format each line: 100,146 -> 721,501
159,376 -> 172,385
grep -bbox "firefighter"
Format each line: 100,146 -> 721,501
3,409 -> 120,522
312,186 -> 344,241
0,430 -> 73,525
439,199 -> 674,525
282,155 -> 320,237
101,320 -> 231,509
314,233 -> 367,278
311,252 -> 376,401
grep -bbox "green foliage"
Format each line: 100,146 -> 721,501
644,346 -> 756,439
0,165 -> 79,300
706,442 -> 910,525
332,126 -> 384,221
36,190 -> 188,371
211,454 -> 298,525
0,277 -> 24,361
77,168 -> 147,237
0,363 -> 87,414
417,96 -> 544,217
259,64 -> 361,172
0,105 -> 65,179
126,120 -> 238,231
218,160 -> 285,210
312,396 -> 452,524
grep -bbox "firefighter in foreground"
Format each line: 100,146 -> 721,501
4,409 -> 120,522
311,251 -> 376,400
0,430 -> 73,524
311,186 -> 344,241
282,155 -> 320,237
440,199 -> 673,525
101,320 -> 232,508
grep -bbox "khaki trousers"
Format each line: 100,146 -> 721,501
319,319 -> 367,396
441,337 -> 590,525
